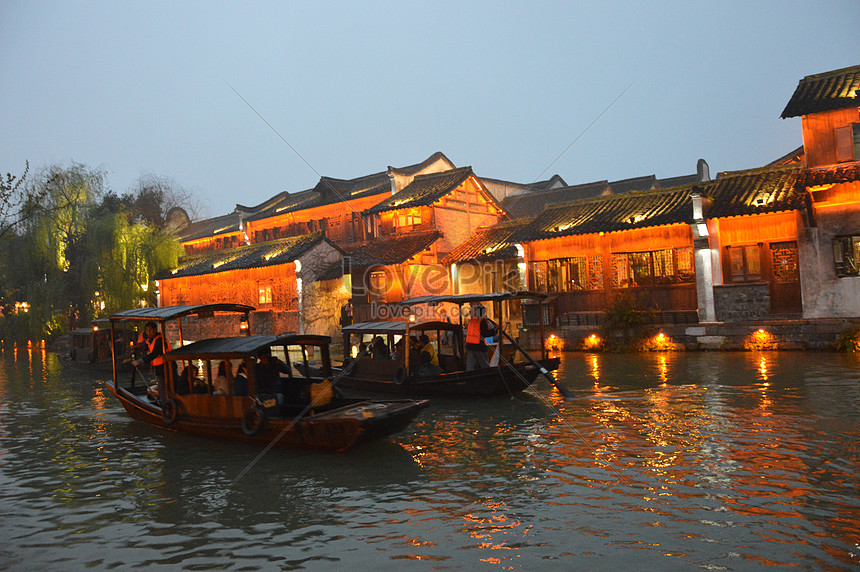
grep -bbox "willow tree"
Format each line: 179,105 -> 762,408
90,210 -> 181,314
1,163 -> 188,341
5,163 -> 107,336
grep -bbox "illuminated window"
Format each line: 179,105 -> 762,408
771,241 -> 799,283
539,256 -> 603,292
676,247 -> 695,283
396,212 -> 421,228
653,249 -> 674,283
369,270 -> 387,302
629,252 -> 653,286
833,236 -> 860,277
727,245 -> 762,282
612,253 -> 630,288
258,283 -> 273,305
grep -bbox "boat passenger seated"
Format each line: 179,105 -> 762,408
213,360 -> 230,395
372,336 -> 389,361
391,338 -> 405,361
176,363 -> 196,393
234,362 -> 249,396
419,334 -> 439,367
415,346 -> 442,377
407,336 -> 421,374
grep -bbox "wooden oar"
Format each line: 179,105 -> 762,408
496,325 -> 573,399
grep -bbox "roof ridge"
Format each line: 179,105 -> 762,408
411,165 -> 473,181
714,163 -> 804,179
798,64 -> 860,82
609,174 -> 656,184
388,151 -> 455,175
544,185 -> 691,211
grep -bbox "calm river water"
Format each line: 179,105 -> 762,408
0,345 -> 858,570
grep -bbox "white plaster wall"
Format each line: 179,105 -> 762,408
798,208 -> 860,318
297,241 -> 348,335
390,157 -> 455,192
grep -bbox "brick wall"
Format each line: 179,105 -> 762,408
714,283 -> 770,322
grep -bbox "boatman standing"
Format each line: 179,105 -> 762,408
465,304 -> 496,371
133,321 -> 167,404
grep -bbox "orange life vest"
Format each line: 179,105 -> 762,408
146,333 -> 165,366
466,318 -> 485,345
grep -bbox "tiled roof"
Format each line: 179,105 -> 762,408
513,187 -> 694,243
241,178 -> 389,223
343,230 -> 442,267
363,167 -> 474,215
442,219 -> 533,264
241,189 -> 321,222
609,175 -> 658,194
701,165 -> 804,218
480,174 -> 567,194
315,260 -> 345,282
502,180 -> 609,219
156,232 -> 335,280
236,152 -> 457,220
781,65 -> 860,118
795,162 -> 860,187
500,172 -> 699,220
178,212 -> 243,242
767,146 -> 805,166
657,173 -> 700,188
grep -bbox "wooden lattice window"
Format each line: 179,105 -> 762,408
611,253 -> 630,288
629,252 -> 653,287
652,249 -> 674,284
771,242 -> 799,283
586,255 -> 603,290
676,247 -> 695,283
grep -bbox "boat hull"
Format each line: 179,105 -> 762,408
332,358 -> 561,398
107,383 -> 428,452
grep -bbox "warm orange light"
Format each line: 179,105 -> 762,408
744,328 -> 777,350
583,333 -> 602,350
647,331 -> 676,351
92,325 -> 99,332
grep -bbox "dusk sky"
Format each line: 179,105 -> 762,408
2,1 -> 857,219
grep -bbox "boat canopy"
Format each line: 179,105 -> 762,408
395,291 -> 546,307
165,334 -> 331,360
109,303 -> 255,322
342,320 -> 459,335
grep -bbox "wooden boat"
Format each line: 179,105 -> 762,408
58,318 -> 134,372
333,292 -> 564,398
107,304 -> 428,452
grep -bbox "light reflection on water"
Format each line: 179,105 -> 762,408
0,345 -> 859,569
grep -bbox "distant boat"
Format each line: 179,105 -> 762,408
107,304 -> 428,452
58,319 -> 133,372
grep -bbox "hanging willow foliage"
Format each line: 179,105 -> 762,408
0,163 -> 186,341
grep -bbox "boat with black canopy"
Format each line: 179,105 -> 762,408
59,318 -> 134,372
107,304 -> 428,452
332,292 -> 567,398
